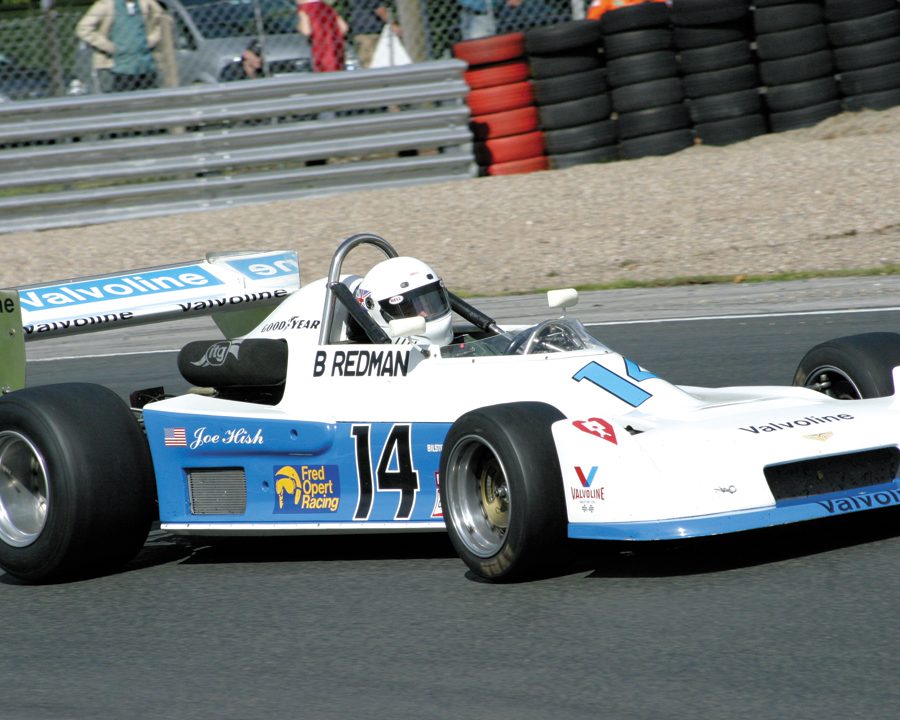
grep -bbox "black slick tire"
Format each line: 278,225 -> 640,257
440,402 -> 566,582
793,332 -> 900,398
0,383 -> 155,583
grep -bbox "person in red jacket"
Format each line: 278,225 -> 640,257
298,0 -> 349,72
587,0 -> 665,22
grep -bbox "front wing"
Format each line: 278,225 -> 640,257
554,391 -> 900,541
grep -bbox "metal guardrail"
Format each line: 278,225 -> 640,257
0,60 -> 476,234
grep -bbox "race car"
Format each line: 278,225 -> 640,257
0,233 -> 898,584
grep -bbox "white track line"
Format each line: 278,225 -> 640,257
591,306 -> 900,326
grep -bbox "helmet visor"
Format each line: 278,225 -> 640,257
378,281 -> 450,322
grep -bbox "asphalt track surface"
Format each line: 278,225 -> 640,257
4,278 -> 899,720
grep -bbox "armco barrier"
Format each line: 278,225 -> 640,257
0,60 -> 475,234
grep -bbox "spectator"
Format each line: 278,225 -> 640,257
587,0 -> 664,22
497,0 -> 560,34
349,1 -> 395,69
458,0 -> 498,40
221,39 -> 265,81
76,0 -> 165,92
460,1 -> 541,40
298,0 -> 349,73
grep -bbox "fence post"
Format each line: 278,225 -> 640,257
41,4 -> 67,96
396,0 -> 428,63
157,14 -> 179,88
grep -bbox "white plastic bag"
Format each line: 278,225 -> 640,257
369,24 -> 412,68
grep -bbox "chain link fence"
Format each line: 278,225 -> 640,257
0,0 -> 585,100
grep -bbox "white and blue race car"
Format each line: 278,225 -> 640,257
1,233 -> 898,583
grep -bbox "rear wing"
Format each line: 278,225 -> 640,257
1,250 -> 300,392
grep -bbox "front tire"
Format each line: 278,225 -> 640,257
439,402 -> 566,581
793,332 -> 900,399
0,383 -> 155,583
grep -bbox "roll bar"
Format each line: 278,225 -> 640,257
318,233 -> 398,345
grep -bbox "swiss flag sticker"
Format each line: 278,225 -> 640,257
573,418 -> 617,445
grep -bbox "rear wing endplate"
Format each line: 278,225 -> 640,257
0,289 -> 25,393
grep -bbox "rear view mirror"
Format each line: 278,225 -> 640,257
547,288 -> 578,310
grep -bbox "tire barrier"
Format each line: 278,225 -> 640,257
452,0 -> 900,170
824,0 -> 900,111
523,19 -> 616,169
754,1 -> 842,132
455,32 -> 547,177
603,2 -> 694,159
673,0 -> 767,146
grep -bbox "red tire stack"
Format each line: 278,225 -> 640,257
453,32 -> 548,176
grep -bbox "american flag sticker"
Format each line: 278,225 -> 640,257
164,427 -> 187,447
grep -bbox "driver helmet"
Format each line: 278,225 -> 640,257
354,257 -> 453,345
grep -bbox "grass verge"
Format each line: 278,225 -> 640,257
531,264 -> 900,295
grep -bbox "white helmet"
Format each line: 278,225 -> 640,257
355,256 -> 453,346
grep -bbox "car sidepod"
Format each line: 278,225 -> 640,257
142,396 -> 451,532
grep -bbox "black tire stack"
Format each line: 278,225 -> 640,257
753,0 -> 842,132
825,0 -> 900,111
524,20 -> 616,169
600,2 -> 694,160
671,0 -> 766,146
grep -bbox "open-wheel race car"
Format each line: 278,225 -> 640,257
0,233 -> 898,584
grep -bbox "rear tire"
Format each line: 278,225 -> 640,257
793,333 -> 900,399
440,402 -> 566,581
0,383 -> 155,583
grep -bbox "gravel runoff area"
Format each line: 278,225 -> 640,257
5,106 -> 900,296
